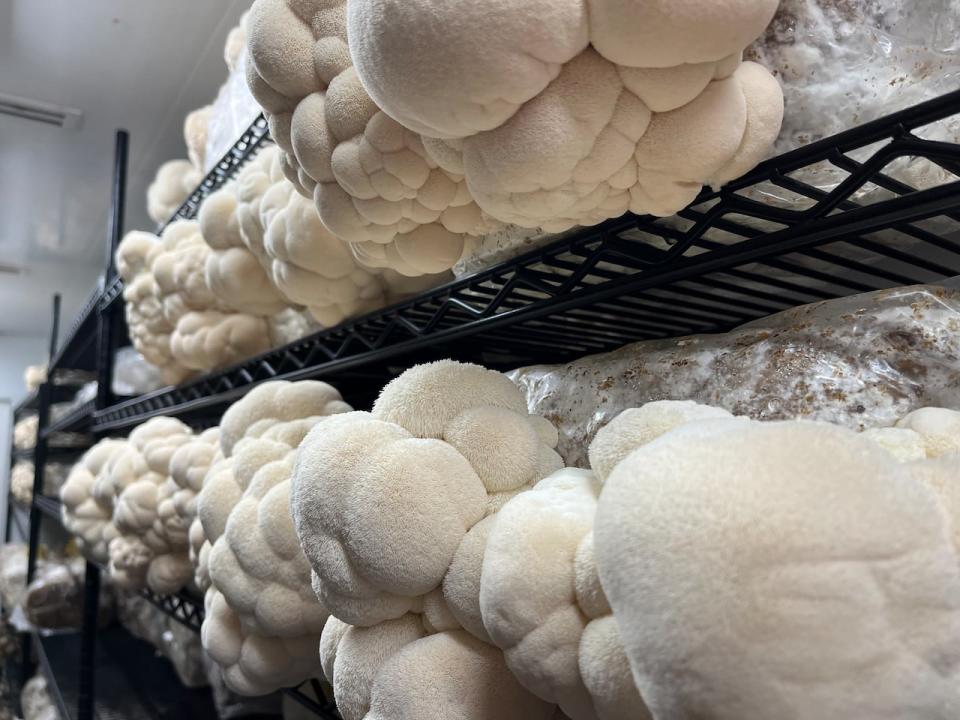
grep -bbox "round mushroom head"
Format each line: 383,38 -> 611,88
595,419 -> 960,719
588,401 -> 735,481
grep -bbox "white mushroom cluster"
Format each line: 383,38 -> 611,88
246,0 -> 501,278
203,145 -> 445,329
590,404 -> 960,719
13,416 -> 38,450
117,221 -> 280,382
12,462 -> 70,508
103,417 -> 195,592
60,439 -> 129,564
352,0 -> 782,224
24,364 -> 47,392
59,419 -> 215,597
195,380 -> 353,694
243,0 -> 782,278
291,360 -> 564,718
123,139 -> 462,384
290,361 -> 960,719
146,160 -> 201,226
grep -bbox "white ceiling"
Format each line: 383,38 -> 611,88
0,0 -> 250,350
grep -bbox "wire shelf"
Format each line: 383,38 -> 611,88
9,501 -> 30,540
93,89 -> 960,430
15,384 -> 90,417
100,275 -> 124,313
99,114 -> 273,316
11,448 -> 34,462
139,588 -> 205,634
21,89 -> 960,720
135,588 -> 342,719
33,631 -> 72,720
14,389 -> 38,416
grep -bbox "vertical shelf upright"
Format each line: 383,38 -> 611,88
17,129 -> 129,720
78,128 -> 129,720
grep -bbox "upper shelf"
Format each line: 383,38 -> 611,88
49,285 -> 102,374
91,88 -> 960,431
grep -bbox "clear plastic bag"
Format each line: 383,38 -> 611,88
204,52 -> 262,174
22,557 -> 113,631
111,346 -> 165,396
750,0 -> 960,155
510,283 -> 960,467
24,562 -> 82,629
69,381 -> 97,408
744,0 -> 960,205
454,225 -> 557,278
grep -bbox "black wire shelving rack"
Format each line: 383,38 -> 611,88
8,90 -> 960,720
92,88 -> 960,431
7,130 -> 131,720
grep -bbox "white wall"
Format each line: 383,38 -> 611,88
0,334 -> 47,406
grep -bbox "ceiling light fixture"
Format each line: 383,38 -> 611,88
0,91 -> 83,130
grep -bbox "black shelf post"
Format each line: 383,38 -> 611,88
77,128 -> 129,720
96,129 -> 128,413
76,562 -> 100,720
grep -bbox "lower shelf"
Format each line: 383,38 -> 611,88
138,588 -> 340,718
33,626 -> 219,720
139,588 -> 204,633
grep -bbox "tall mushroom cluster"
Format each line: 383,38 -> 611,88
245,0 -> 783,278
194,380 -> 353,694
291,360 -> 565,718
